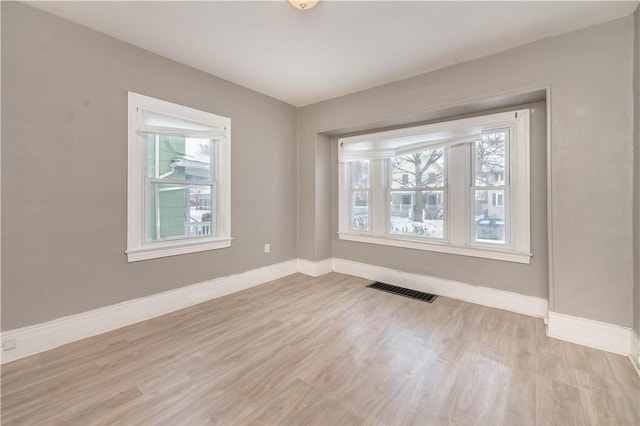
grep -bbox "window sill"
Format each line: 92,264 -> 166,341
126,237 -> 233,262
338,232 -> 531,264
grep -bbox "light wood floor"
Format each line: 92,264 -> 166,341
2,273 -> 639,425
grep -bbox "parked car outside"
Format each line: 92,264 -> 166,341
476,218 -> 505,241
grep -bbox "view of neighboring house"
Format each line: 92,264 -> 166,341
359,131 -> 507,242
473,130 -> 507,242
146,135 -> 213,241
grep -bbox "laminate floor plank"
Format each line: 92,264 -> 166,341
96,379 -> 202,426
578,384 -> 639,426
603,351 -> 640,420
536,375 -> 587,425
233,378 -> 320,425
279,395 -> 368,426
535,320 -> 580,387
38,332 -> 132,368
0,356 -> 40,379
1,361 -> 102,409
166,388 -> 255,426
21,379 -> 143,426
1,363 -> 118,425
2,272 -> 638,425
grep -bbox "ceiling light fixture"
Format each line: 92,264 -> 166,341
288,0 -> 319,11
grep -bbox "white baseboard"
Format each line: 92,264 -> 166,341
6,255 -> 635,374
332,258 -> 640,374
331,258 -> 548,318
631,330 -> 640,375
297,258 -> 333,277
547,311 -> 637,357
0,259 -> 299,364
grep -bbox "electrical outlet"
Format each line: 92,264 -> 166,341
264,243 -> 270,253
2,339 -> 17,351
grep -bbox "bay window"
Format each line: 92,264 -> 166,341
338,109 -> 531,264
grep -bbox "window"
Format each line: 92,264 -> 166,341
127,92 -> 231,262
473,130 -> 507,244
349,160 -> 370,232
338,109 -> 530,264
389,147 -> 446,239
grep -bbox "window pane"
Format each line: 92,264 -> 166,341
147,184 -> 214,241
350,160 -> 370,189
389,191 -> 444,239
475,131 -> 506,187
146,134 -> 212,182
390,148 -> 445,189
474,189 -> 505,244
351,191 -> 369,231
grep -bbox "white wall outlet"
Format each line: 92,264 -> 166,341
264,243 -> 270,253
2,339 -> 17,351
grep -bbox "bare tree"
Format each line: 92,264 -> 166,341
474,132 -> 505,185
391,148 -> 444,221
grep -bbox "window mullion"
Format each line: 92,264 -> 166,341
155,183 -> 161,240
504,129 -> 512,247
147,178 -> 214,185
339,163 -> 348,233
448,143 -> 468,245
512,116 -> 530,253
371,159 -> 386,236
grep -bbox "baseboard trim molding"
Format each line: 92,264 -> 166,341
631,330 -> 640,375
0,259 -> 299,364
331,258 -> 548,318
547,312 -> 637,357
297,258 -> 333,277
9,256 -> 636,371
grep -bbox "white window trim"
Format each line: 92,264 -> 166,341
126,92 -> 232,262
338,233 -> 531,263
338,109 -> 531,264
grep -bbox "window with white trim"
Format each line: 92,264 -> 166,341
349,160 -> 370,232
127,92 -> 232,262
338,109 -> 531,264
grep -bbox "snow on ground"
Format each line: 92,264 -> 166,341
390,217 -> 443,239
189,208 -> 211,222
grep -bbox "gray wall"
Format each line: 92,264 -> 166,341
3,3 -> 638,333
1,2 -> 298,330
298,16 -> 635,327
634,6 -> 640,335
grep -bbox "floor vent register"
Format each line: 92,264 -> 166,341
367,282 -> 438,303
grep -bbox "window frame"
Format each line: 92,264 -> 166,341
386,147 -> 448,241
348,160 -> 371,232
338,109 -> 531,264
144,135 -> 216,243
469,128 -> 511,248
126,92 -> 232,262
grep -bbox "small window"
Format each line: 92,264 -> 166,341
127,93 -> 232,262
349,160 -> 370,232
491,193 -> 504,207
472,130 -> 508,245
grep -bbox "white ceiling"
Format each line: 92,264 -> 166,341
28,1 -> 639,107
